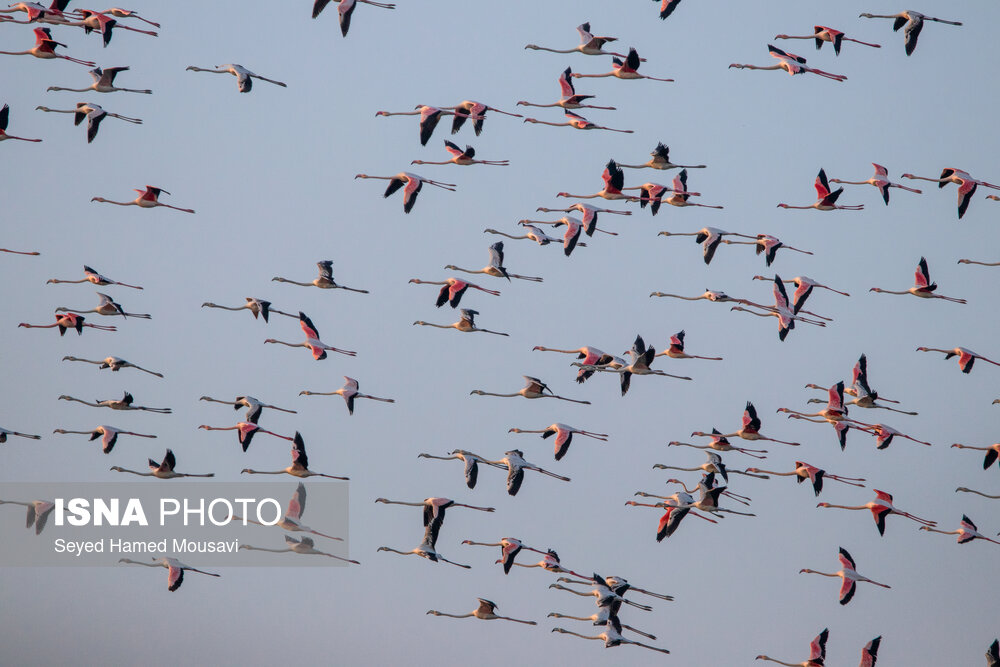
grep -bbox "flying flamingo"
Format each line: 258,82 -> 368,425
778,168 -> 864,211
951,442 -> 1000,470
460,537 -> 546,573
916,346 -> 1000,373
0,104 -> 42,142
198,422 -> 294,452
730,44 -> 847,80
0,248 -> 40,255
240,535 -> 359,564
523,110 -> 633,133
118,557 -> 219,591
818,489 -> 936,535
59,392 -> 170,413
427,598 -> 536,625
752,275 -> 850,315
673,429 -> 767,458
536,202 -> 631,237
859,10 -> 961,55
851,422 -> 932,449
417,449 -> 492,489
374,106 -> 472,146
0,27 -> 95,66
508,424 -> 608,461
413,309 -> 509,336
55,292 -> 149,318
484,223 -> 562,247
0,426 -> 41,443
234,483 -> 343,542
955,487 -> 1000,500
52,425 -> 155,454
655,330 -> 723,362
901,168 -> 1000,219
638,474 -> 756,508
726,233 -> 817,271
532,344 -> 616,384
100,8 -> 159,27
774,26 -> 881,54
482,449 -> 571,496
546,607 -> 657,640
354,172 -> 455,213
920,515 -> 1000,545
375,497 -> 494,549
299,376 -> 394,415
184,64 -> 286,93
524,22 -> 636,59
445,241 -> 543,282
264,311 -> 357,360
551,616 -> 671,654
516,66 -> 616,111
617,142 -> 706,171
18,313 -> 116,335
72,9 -> 157,47
199,395 -> 297,423
745,461 -> 865,496
0,499 -> 55,534
202,298 -> 295,323
376,541 -> 470,568
408,276 -> 500,308
508,549 -> 584,576
91,185 -> 195,213
272,260 -> 368,293
777,381 -> 851,423
571,47 -> 673,83
828,163 -> 921,205
411,140 -> 509,166
110,449 -> 213,478
574,334 -> 692,395
556,160 -> 638,202
717,401 -> 801,447
649,289 -> 748,304
870,257 -> 966,304
657,227 -> 756,265
625,494 -> 719,540
730,276 -> 826,341
552,571 -> 673,605
799,547 -> 891,605
441,100 -> 522,136
312,0 -> 396,37
47,265 -> 142,289
756,628 -> 827,666
0,1 -> 70,22
629,170 -> 723,213
653,451 -> 769,483
241,432 -> 349,480
35,102 -> 141,143
957,258 -> 1000,266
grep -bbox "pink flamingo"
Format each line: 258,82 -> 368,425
411,140 -> 509,166
775,26 -> 881,54
870,257 -> 966,303
198,422 -> 294,452
756,628 -> 827,666
524,22 -> 636,59
730,276 -> 827,341
625,495 -> 719,541
0,104 -> 42,142
0,27 -> 95,66
778,168 -> 864,211
408,276 -> 500,308
375,105 -> 472,146
118,557 -> 219,591
533,344 -> 617,384
100,7 -> 159,27
516,66 -> 616,111
312,0 -> 396,37
916,346 -> 1000,374
557,160 -> 638,202
0,426 -> 41,443
417,449 -> 492,489
902,168 -> 1000,219
427,598 -> 535,625
74,9 -> 157,47
47,264 -> 142,289
859,10 -> 961,56
52,424 -> 154,454
54,292 -> 149,318
716,401 -> 801,447
110,449 -> 213,478
623,171 -> 721,215
617,141 -> 706,171
35,102 -> 141,143
461,537 -> 546,574
818,489 -> 936,535
201,298 -> 296,323
920,515 -> 1000,545
746,461 -> 865,496
264,311 -> 356,360
299,376 -> 394,415
413,308 -> 509,336
571,47 -> 673,83
536,202 -> 630,237
675,429 -> 767,459
778,381 -> 851,423
958,258 -> 1000,266
655,330 -> 723,362
271,260 -> 368,293
18,312 -> 116,335
354,172 -> 455,213
508,423 -> 608,461
471,376 -> 589,404
445,241 -> 543,282
799,548 -> 890,605
951,441 -> 1000,470
442,100 -> 522,136
91,185 -> 194,213
752,274 -> 849,315
723,234 -> 814,267
730,44 -> 846,80
242,432 -> 348,480
62,355 -> 161,376
658,227 -> 754,265
523,110 -> 632,133
829,163 -> 921,205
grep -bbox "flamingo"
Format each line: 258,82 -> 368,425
427,598 -> 535,625
442,100 -> 522,136
951,442 -> 1000,470
536,202 -> 631,237
408,277 -> 500,308
745,461 -> 865,496
625,494 -> 719,540
717,401 -> 800,447
118,557 -> 219,591
0,27 -> 95,66
299,376 -> 394,415
829,163 -> 921,205
523,109 -> 632,133
656,330 -> 723,362
870,257 -> 966,304
673,429 -> 767,458
59,392 -> 170,413
524,23 -> 636,59
484,224 -> 562,247
482,449 -> 571,496
916,346 -> 1000,374
354,172 -> 455,213
775,26 -> 881,54
264,311 -> 357,360
730,44 -> 846,80
730,276 -> 826,341
411,140 -> 509,166
859,10 -> 961,55
184,64 -> 286,93
417,449 -> 492,489
0,104 -> 42,142
956,487 -> 1000,500
73,9 -> 157,47
110,449 -> 213,478
272,260 -> 368,293
532,344 -> 616,384
91,185 -> 195,213
100,8 -> 159,27
650,475 -> 754,507
920,515 -> 1000,545
52,425 -> 155,454
312,0 -> 395,37
573,334 -> 692,395
777,381 -> 851,423
0,426 -> 41,443
35,102 -> 141,143
808,384 -> 914,415
201,298 -> 295,323
198,423 -> 294,453
957,258 -> 1000,266
47,265 -> 142,289
778,168 -> 864,211
851,422 -> 932,449
0,248 -> 40,255
18,313 -> 116,335
571,47 -> 673,83
617,141 -> 706,171
445,242 -> 543,282
509,549 -> 585,576
901,168 -> 1000,219
375,106 -> 473,146
556,160 -> 638,202
199,395 -> 297,423
413,309 -> 509,336
624,171 -> 723,213
55,292 -> 150,319
516,66 -> 616,111
756,628 -> 828,666
799,547 -> 891,605
508,424 -> 608,461
752,274 -> 850,315
235,483 -> 343,542
241,535 -> 359,564
0,499 -> 55,534
653,451 -> 769,483
818,489 -> 936,535
241,432 -> 349,480
461,537 -> 546,573
551,616 -> 671,654
649,289 -> 748,304
658,228 -> 755,265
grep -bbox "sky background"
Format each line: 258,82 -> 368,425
1,1 -> 998,665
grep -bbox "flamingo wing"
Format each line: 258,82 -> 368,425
860,636 -> 881,667
167,564 -> 184,591
809,628 -> 829,661
558,67 -> 575,97
603,160 -> 624,192
659,0 -> 682,19
402,178 -> 422,213
914,257 -> 931,289
291,432 -> 308,469
839,575 -> 857,605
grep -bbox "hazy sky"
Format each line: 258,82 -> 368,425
2,1 -> 998,665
